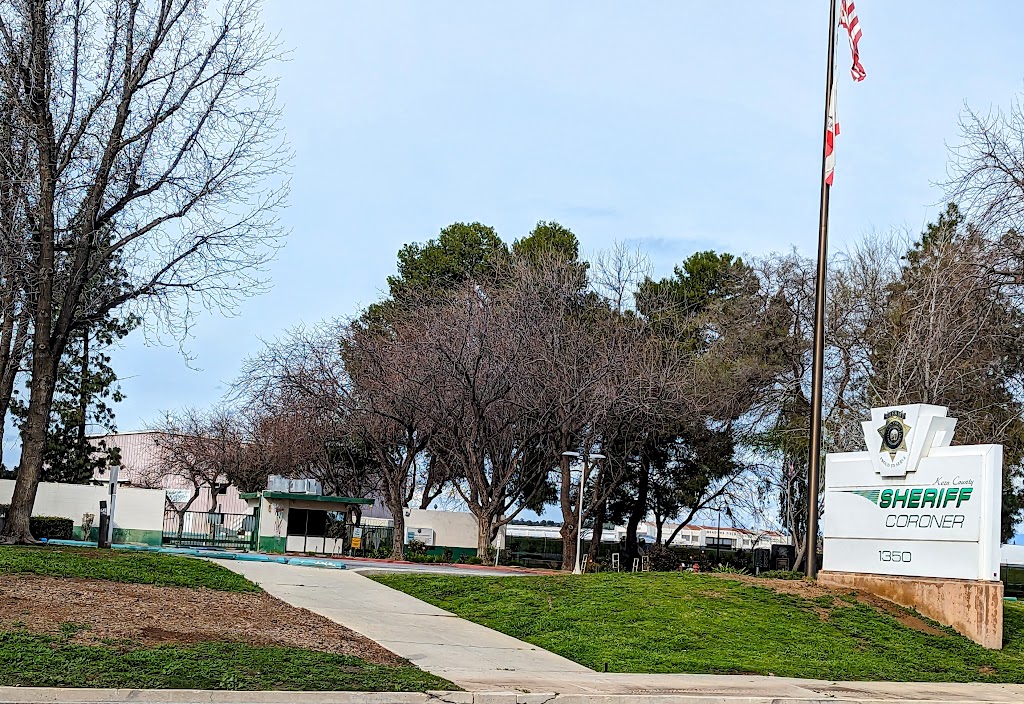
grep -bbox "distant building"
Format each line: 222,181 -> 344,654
88,430 -> 249,514
655,523 -> 788,550
505,519 -> 789,550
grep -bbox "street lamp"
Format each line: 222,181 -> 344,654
715,503 -> 723,565
561,451 -> 605,575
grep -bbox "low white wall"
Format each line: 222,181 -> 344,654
1003,543 -> 1024,566
0,479 -> 165,544
405,508 -> 505,549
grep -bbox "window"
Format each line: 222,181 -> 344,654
286,508 -> 329,537
286,508 -> 308,536
305,509 -> 326,537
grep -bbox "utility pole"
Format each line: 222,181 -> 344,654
806,0 -> 838,579
561,450 -> 604,575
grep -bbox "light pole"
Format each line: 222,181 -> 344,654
561,451 -> 605,575
715,503 -> 722,565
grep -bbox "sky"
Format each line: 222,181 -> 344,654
76,2 -> 1024,443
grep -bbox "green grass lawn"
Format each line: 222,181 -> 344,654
372,572 -> 1024,683
0,545 -> 258,592
0,545 -> 456,692
0,631 -> 453,691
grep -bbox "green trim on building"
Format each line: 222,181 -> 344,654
76,526 -> 162,546
259,536 -> 287,554
241,491 -> 374,506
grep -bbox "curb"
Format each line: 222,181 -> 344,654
1,688 -> 1023,704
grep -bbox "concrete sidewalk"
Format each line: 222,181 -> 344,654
223,561 -> 591,681
221,561 -> 1024,702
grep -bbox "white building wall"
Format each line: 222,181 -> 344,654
404,508 -> 506,549
0,479 -> 165,544
1002,543 -> 1024,566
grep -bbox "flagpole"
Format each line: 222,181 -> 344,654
805,0 -> 838,579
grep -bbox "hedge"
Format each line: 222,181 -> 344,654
29,516 -> 74,540
0,506 -> 75,540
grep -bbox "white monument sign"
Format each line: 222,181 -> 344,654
822,404 -> 1001,582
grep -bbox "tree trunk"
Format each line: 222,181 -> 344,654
391,507 -> 405,560
624,458 -> 650,562
383,477 -> 407,560
475,511 -> 493,556
622,456 -> 647,560
3,351 -> 57,543
1,0 -> 60,544
558,454 -> 576,571
794,532 -> 808,573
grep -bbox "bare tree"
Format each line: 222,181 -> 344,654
499,253 -> 625,569
591,241 -> 650,315
0,89 -> 32,463
858,210 -> 1024,538
340,320 -> 436,558
145,407 -> 243,540
237,322 -> 429,558
379,270 -> 586,555
944,99 -> 1024,260
0,0 -> 287,542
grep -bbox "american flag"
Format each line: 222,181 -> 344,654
840,0 -> 866,82
825,0 -> 866,185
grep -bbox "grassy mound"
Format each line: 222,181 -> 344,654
0,545 -> 456,692
0,632 -> 453,691
0,546 -> 259,592
373,572 -> 1024,682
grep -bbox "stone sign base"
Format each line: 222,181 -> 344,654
818,570 -> 1003,649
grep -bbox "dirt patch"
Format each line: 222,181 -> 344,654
707,571 -> 835,598
707,572 -> 947,636
0,574 -> 404,665
850,592 -> 947,636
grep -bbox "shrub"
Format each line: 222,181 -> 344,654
758,569 -> 805,580
712,564 -> 750,575
0,508 -> 77,541
404,551 -> 453,564
405,539 -> 427,555
646,544 -> 682,572
32,516 -> 74,540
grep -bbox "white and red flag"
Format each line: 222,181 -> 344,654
825,0 -> 866,185
824,81 -> 839,186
